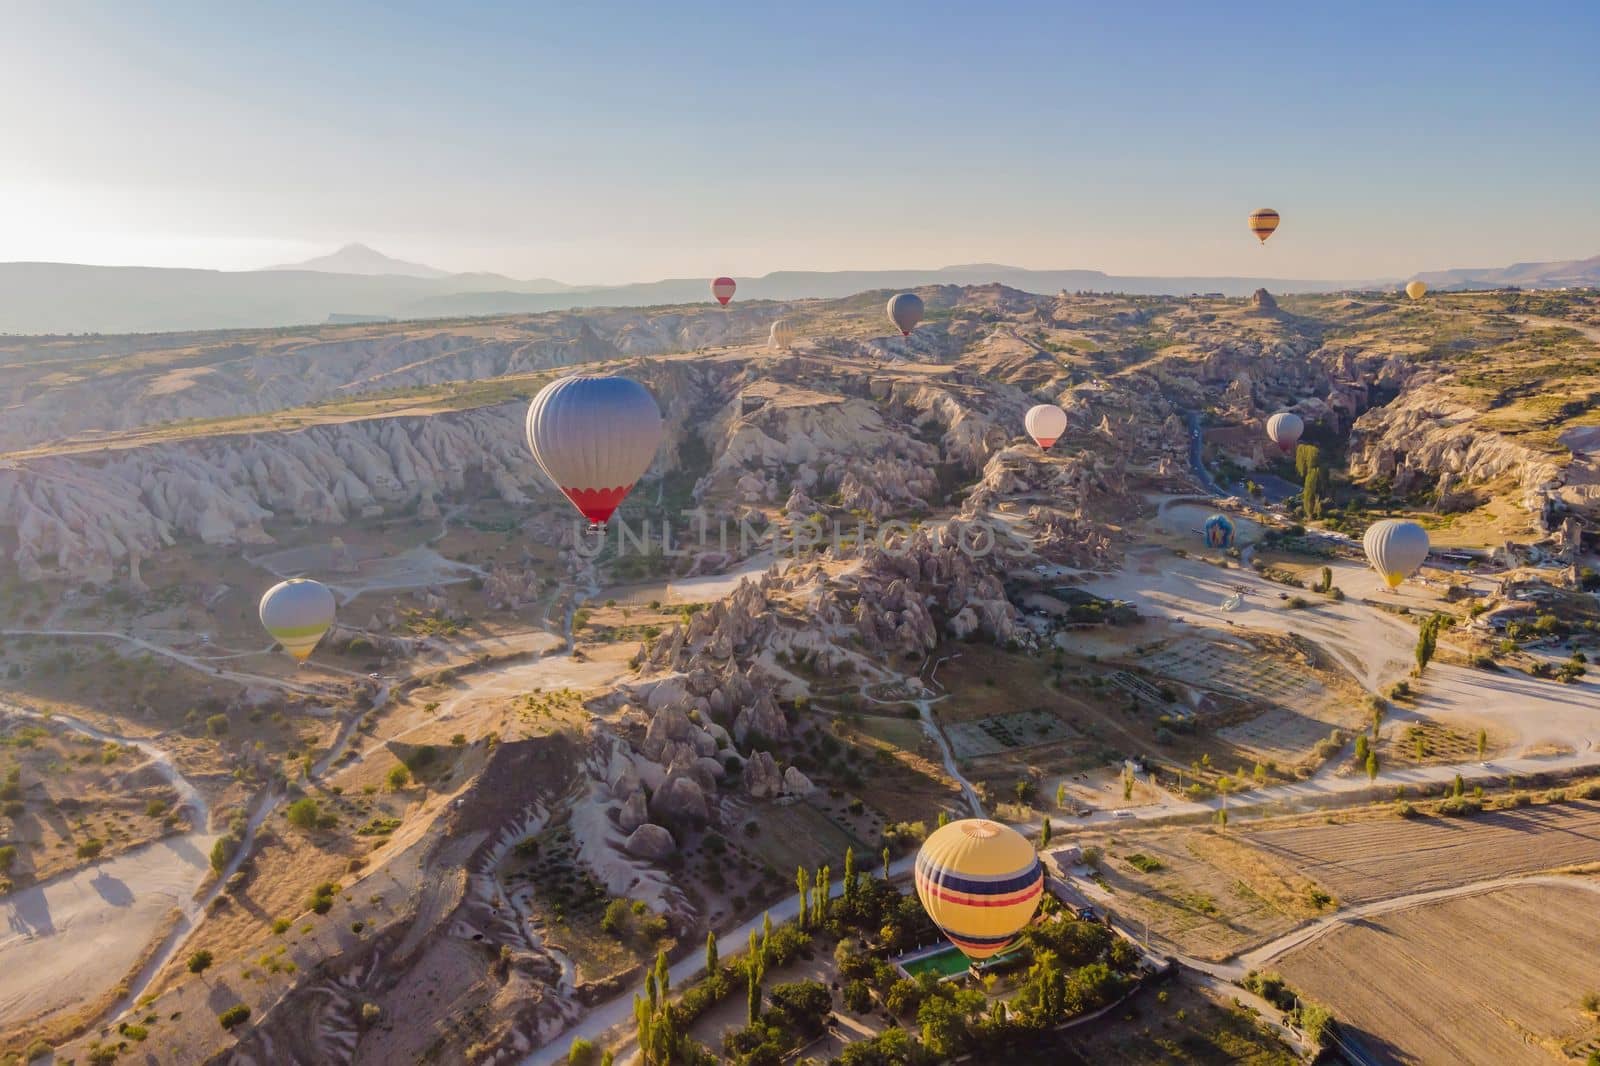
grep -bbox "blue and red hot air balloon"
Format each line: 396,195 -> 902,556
525,375 -> 664,527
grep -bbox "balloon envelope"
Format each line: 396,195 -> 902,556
1363,519 -> 1430,588
1024,404 -> 1068,449
887,293 -> 924,336
769,318 -> 799,351
1265,411 -> 1304,453
1203,513 -> 1235,549
914,819 -> 1044,960
525,375 -> 664,525
1406,280 -> 1428,301
711,277 -> 736,306
259,578 -> 335,662
1249,208 -> 1280,244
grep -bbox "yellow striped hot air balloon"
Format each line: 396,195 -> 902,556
1248,208 -> 1280,244
1405,280 -> 1427,301
914,819 -> 1044,960
259,578 -> 336,662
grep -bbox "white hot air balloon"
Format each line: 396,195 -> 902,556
769,318 -> 799,351
1024,404 -> 1068,449
1363,519 -> 1430,589
1265,411 -> 1304,454
525,375 -> 664,528
259,578 -> 336,662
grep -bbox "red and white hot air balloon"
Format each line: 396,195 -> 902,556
1024,404 -> 1068,450
1265,411 -> 1304,454
711,277 -> 736,306
525,375 -> 664,527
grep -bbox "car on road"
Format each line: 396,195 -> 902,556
1112,810 -> 1136,819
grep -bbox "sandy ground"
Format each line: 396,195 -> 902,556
0,828 -> 219,1027
1036,551 -> 1600,829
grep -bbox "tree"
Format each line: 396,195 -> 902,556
209,834 -> 239,874
1365,751 -> 1379,781
746,955 -> 763,1023
1299,464 -> 1324,515
881,845 -> 891,880
1215,808 -> 1228,831
1477,728 -> 1488,759
1055,781 -> 1067,808
188,949 -> 214,974
1354,734 -> 1370,764
569,1038 -> 598,1066
1415,613 -> 1444,675
1013,778 -> 1035,809
705,931 -> 718,975
286,797 -> 322,830
1319,566 -> 1333,593
1040,817 -> 1053,850
766,981 -> 832,1037
795,867 -> 809,929
386,765 -> 411,791
937,811 -> 950,829
917,994 -> 972,1059
843,846 -> 858,907
1122,764 -> 1135,801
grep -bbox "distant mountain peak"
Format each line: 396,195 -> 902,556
270,243 -> 451,279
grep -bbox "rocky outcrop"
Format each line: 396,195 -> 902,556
1347,385 -> 1580,522
0,403 -> 557,582
742,751 -> 783,799
623,823 -> 676,860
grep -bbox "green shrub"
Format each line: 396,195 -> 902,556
286,797 -> 322,830
218,1004 -> 250,1030
188,949 -> 213,974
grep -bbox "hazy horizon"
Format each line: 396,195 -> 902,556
4,1 -> 1598,286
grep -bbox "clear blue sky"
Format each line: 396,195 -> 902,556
3,1 -> 1597,282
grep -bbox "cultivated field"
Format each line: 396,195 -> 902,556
1247,801 -> 1600,903
1093,828 -> 1336,961
1275,882 -> 1600,1065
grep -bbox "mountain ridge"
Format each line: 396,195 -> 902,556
1,250 -> 1594,336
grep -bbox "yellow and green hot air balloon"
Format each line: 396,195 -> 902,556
1405,280 -> 1427,301
259,578 -> 336,662
914,818 -> 1044,960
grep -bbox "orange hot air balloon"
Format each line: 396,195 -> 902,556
1248,208 -> 1280,244
711,277 -> 736,306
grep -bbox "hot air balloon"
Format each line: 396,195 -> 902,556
711,277 -> 736,306
914,819 -> 1044,961
1024,404 -> 1068,450
769,318 -> 799,351
1405,280 -> 1428,301
525,375 -> 664,528
887,293 -> 924,337
1248,208 -> 1280,244
259,578 -> 336,663
1363,519 -> 1430,588
1203,513 -> 1235,549
1265,411 -> 1304,454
